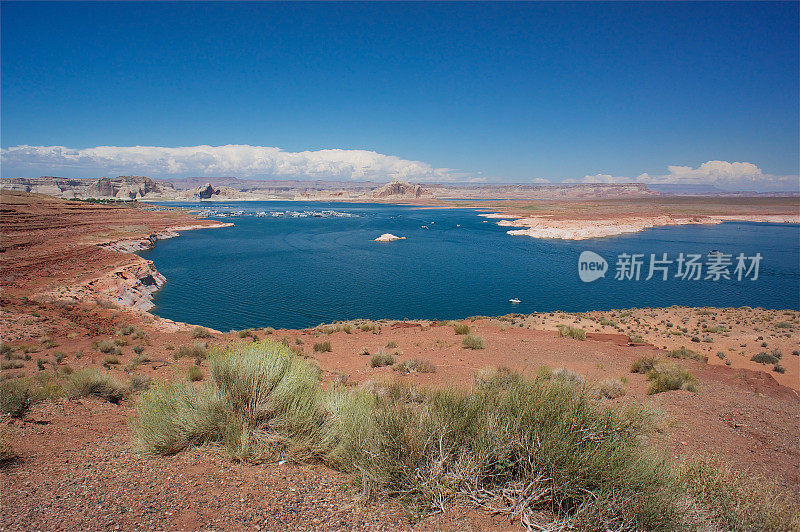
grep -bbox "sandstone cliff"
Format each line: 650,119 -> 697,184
372,180 -> 433,199
1,176 -> 175,200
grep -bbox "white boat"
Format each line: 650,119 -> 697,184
509,298 -> 521,304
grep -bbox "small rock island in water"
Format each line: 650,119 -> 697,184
373,233 -> 406,242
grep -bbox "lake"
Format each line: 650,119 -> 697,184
139,201 -> 800,331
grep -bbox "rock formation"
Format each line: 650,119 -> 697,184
372,180 -> 433,199
374,233 -> 406,242
1,176 -> 174,200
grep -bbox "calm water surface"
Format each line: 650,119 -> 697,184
139,201 -> 800,330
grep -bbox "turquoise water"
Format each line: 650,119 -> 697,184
139,201 -> 800,331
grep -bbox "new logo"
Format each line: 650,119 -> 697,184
578,251 -> 608,283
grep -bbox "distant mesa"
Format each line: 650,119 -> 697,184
372,180 -> 433,199
374,233 -> 406,242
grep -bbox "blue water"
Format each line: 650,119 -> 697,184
139,201 -> 800,331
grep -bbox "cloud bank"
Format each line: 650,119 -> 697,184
0,144 -> 461,182
575,161 -> 798,191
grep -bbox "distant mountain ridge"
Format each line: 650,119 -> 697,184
3,176 -> 795,201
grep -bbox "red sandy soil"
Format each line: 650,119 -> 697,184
1,192 -> 798,530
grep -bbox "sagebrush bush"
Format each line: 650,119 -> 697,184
666,346 -> 705,362
461,334 -> 484,349
630,356 -> 657,374
67,368 -> 128,403
751,352 -> 779,364
369,351 -> 395,368
453,323 -> 470,335
393,358 -> 436,374
187,365 -> 204,381
595,378 -> 626,399
191,326 -> 213,339
313,341 -> 332,353
174,344 -> 209,361
646,362 -> 698,394
134,341 -> 329,462
557,325 -> 586,340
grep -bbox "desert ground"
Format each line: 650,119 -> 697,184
1,192 -> 798,530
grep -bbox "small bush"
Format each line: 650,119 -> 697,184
557,325 -> 586,340
370,351 -> 396,368
595,378 -> 626,399
0,360 -> 23,370
393,358 -> 436,374
174,344 -> 209,361
313,341 -> 332,353
0,379 -> 33,417
453,323 -> 471,335
646,362 -> 698,394
187,365 -> 204,381
385,341 -> 397,349
103,355 -> 120,366
666,346 -> 705,362
774,321 -> 792,329
630,356 -> 657,374
67,369 -> 128,403
551,367 -> 584,386
96,339 -> 116,353
191,326 -> 213,339
751,352 -> 779,364
134,340 -> 328,461
129,373 -> 152,393
40,336 -> 58,349
462,334 -> 484,350
54,352 -> 65,365
133,345 -> 145,355
118,324 -> 136,336
773,364 -> 786,374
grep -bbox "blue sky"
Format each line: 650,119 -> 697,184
1,1 -> 798,189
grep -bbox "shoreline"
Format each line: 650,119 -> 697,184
480,212 -> 800,240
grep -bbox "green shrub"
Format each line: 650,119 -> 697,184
134,341 -> 329,461
646,362 -> 698,394
187,365 -> 204,382
385,341 -> 397,349
313,341 -> 332,353
666,346 -> 705,362
67,368 -> 128,403
773,364 -> 786,374
0,360 -> 23,370
40,336 -> 58,349
774,321 -> 792,329
557,325 -> 586,340
174,344 -> 209,361
370,351 -> 396,368
118,324 -> 136,336
393,358 -> 436,374
129,373 -> 152,393
551,367 -> 584,386
630,356 -> 657,374
462,334 -> 484,350
595,378 -> 626,399
191,326 -> 213,339
103,355 -> 120,366
751,352 -> 779,364
96,339 -> 116,353
453,323 -> 471,335
0,379 -> 33,417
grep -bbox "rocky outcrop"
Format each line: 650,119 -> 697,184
1,176 -> 174,200
374,233 -> 406,242
372,180 -> 433,199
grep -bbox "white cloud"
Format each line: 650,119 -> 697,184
575,161 -> 798,191
0,144 -> 463,182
